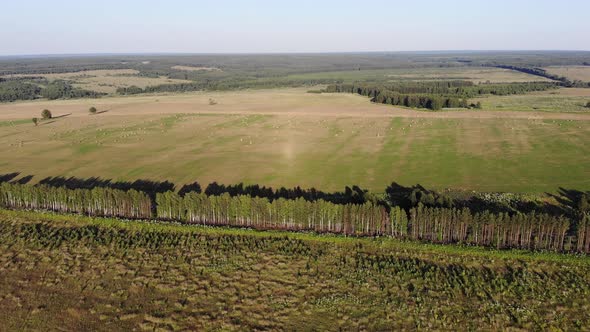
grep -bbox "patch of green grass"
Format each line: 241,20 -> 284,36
0,119 -> 30,127
75,143 -> 101,155
214,114 -> 271,129
477,93 -> 590,113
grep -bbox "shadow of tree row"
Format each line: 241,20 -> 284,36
194,182 -> 370,205
0,172 -> 588,217
38,176 -> 175,199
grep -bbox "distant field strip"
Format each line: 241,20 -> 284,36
543,66 -> 590,82
286,67 -> 552,83
2,69 -> 192,94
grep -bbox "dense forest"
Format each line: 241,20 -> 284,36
0,79 -> 42,102
325,81 -> 557,110
0,78 -> 103,101
1,180 -> 588,253
2,51 -> 590,77
41,80 -> 104,99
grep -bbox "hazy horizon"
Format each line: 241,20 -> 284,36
2,0 -> 589,56
2,50 -> 590,58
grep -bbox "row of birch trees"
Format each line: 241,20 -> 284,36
0,182 -> 151,219
156,192 -> 387,235
409,205 -> 571,251
576,213 -> 590,253
1,182 -> 589,253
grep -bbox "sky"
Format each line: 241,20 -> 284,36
1,0 -> 589,55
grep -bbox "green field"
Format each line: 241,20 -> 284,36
0,209 -> 588,330
1,89 -> 589,193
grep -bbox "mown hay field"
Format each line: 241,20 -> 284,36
1,88 -> 589,192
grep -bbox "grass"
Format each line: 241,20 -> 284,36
0,77 -> 584,189
0,119 -> 31,127
0,209 -> 588,330
0,89 -> 589,193
475,88 -> 590,113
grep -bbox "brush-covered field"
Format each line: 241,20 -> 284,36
0,209 -> 588,330
1,88 -> 589,193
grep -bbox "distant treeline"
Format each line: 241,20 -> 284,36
495,65 -> 590,88
326,82 -> 468,110
41,80 -> 104,100
117,78 -> 340,95
0,63 -> 132,76
0,79 -> 104,102
325,81 -> 556,110
1,181 -> 588,253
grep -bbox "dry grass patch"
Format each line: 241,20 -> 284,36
543,66 -> 590,82
172,65 -> 222,72
386,67 -> 553,83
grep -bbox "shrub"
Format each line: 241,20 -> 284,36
41,109 -> 52,119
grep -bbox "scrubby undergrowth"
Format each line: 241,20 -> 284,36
0,209 -> 588,330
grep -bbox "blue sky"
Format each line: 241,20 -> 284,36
2,0 -> 589,55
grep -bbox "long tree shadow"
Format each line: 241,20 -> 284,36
546,187 -> 589,216
13,175 -> 34,185
384,181 -> 567,216
178,182 -> 202,196
0,172 -> 20,183
38,176 -> 175,197
200,181 -> 370,205
52,113 -> 72,119
463,195 -> 566,216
